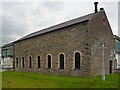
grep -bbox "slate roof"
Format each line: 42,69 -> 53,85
15,12 -> 96,42
2,43 -> 13,48
114,35 -> 120,41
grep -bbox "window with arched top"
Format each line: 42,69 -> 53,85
16,58 -> 18,68
75,52 -> 80,69
37,56 -> 40,68
22,57 -> 24,67
47,55 -> 51,69
29,56 -> 32,68
59,54 -> 64,69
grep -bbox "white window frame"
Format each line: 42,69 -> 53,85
46,54 -> 52,69
73,51 -> 82,69
58,52 -> 66,69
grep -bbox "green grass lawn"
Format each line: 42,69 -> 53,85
1,71 -> 120,88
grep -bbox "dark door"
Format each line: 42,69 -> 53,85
109,60 -> 112,74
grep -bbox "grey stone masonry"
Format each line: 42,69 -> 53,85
13,10 -> 115,77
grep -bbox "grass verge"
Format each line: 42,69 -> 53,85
2,71 -> 119,88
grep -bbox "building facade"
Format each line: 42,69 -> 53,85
114,35 -> 120,68
1,43 -> 13,69
13,9 -> 115,77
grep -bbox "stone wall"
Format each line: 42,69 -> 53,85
13,10 -> 115,77
14,21 -> 91,77
88,10 -> 115,76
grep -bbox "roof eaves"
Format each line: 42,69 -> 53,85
114,35 -> 120,41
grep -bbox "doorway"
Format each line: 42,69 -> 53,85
109,60 -> 112,74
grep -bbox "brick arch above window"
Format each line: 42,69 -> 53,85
46,54 -> 52,69
58,52 -> 66,69
73,51 -> 82,70
28,56 -> 32,68
21,57 -> 25,67
15,57 -> 19,68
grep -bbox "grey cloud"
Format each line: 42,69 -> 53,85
2,16 -> 28,44
42,2 -> 64,11
1,2 -> 66,45
1,2 -> 118,45
2,2 -> 31,44
99,2 -> 118,35
118,1 -> 120,36
0,3 -> 2,46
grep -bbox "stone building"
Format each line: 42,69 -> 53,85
13,8 -> 115,77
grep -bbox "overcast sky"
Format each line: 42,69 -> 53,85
0,0 -> 119,45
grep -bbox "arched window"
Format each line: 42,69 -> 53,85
37,56 -> 40,68
48,55 -> 51,69
22,57 -> 24,67
75,52 -> 80,69
29,56 -> 32,68
59,54 -> 64,69
16,58 -> 18,68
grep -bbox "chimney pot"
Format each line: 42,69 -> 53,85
100,8 -> 104,11
94,2 -> 98,13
